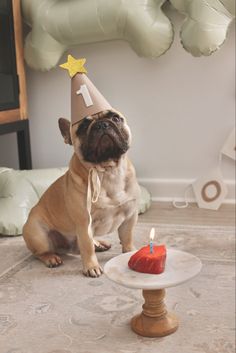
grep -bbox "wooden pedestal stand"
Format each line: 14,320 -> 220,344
131,289 -> 178,337
104,249 -> 202,339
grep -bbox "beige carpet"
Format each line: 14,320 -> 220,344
0,223 -> 235,353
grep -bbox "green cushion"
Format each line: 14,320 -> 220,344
0,168 -> 151,236
0,168 -> 67,236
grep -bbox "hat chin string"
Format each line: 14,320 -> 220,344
86,167 -> 103,239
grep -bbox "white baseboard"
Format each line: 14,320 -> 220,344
138,178 -> 236,204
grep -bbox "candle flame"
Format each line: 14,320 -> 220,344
150,227 -> 155,241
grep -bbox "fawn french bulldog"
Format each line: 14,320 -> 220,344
23,109 -> 140,277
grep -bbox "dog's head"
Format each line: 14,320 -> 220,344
59,109 -> 131,164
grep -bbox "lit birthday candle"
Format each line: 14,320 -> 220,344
128,227 -> 166,274
150,227 -> 155,254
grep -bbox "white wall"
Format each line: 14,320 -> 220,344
0,10 -> 235,201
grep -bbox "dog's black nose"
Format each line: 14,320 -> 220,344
95,121 -> 109,130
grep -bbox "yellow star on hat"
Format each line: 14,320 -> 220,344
60,55 -> 87,78
60,54 -> 112,125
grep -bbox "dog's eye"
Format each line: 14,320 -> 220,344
111,114 -> 121,123
76,118 -> 92,135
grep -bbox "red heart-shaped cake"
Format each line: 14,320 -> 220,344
128,245 -> 166,274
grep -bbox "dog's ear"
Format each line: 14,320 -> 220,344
58,118 -> 72,145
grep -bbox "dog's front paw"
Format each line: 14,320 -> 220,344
83,265 -> 103,278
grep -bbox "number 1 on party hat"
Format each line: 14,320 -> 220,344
60,54 -> 112,125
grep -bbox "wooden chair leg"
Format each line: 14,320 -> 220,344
17,120 -> 32,170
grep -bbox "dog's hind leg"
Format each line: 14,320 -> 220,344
23,219 -> 63,268
93,238 -> 111,252
37,253 -> 63,268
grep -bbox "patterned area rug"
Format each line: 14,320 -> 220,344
0,223 -> 235,353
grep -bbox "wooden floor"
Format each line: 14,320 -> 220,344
138,202 -> 235,227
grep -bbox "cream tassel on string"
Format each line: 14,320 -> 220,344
87,168 -> 102,238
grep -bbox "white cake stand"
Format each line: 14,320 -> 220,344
104,248 -> 202,337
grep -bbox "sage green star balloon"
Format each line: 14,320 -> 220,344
170,0 -> 235,56
21,0 -> 174,71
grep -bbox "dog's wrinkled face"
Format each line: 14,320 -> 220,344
76,110 -> 131,163
59,110 -> 131,164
